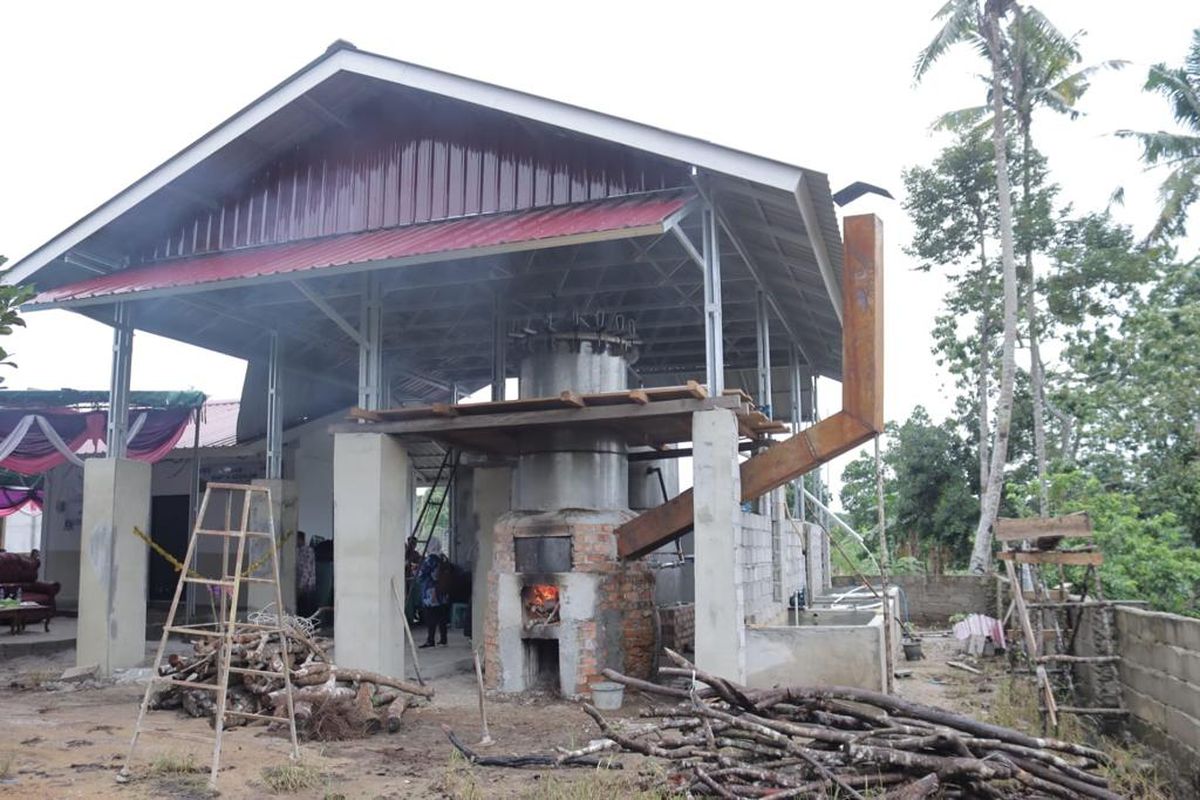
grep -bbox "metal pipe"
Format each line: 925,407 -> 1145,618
491,295 -> 506,402
701,205 -> 725,396
357,273 -> 383,410
802,487 -> 881,575
106,303 -> 133,459
874,437 -> 896,694
756,290 -> 772,415
186,405 -> 202,623
266,332 -> 283,479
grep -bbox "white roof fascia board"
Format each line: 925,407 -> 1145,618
5,59 -> 346,287
7,47 -> 814,287
339,50 -> 807,193
794,172 -> 843,326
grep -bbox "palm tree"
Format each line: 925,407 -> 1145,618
915,0 -> 1024,573
1002,19 -> 1118,523
933,17 -> 1118,524
1118,29 -> 1200,243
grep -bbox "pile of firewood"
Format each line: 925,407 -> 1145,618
148,624 -> 434,740
583,649 -> 1117,799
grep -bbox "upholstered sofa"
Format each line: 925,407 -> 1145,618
0,552 -> 60,611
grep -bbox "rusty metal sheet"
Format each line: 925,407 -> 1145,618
32,191 -> 695,306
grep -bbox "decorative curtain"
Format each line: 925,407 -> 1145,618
0,407 -> 194,475
0,486 -> 43,517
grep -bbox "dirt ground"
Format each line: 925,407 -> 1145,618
0,647 -> 668,800
0,631 -> 1170,799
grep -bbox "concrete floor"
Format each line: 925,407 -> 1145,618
0,612 -> 476,684
0,614 -> 77,658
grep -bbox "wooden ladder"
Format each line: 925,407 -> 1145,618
996,514 -> 1126,733
120,483 -> 300,789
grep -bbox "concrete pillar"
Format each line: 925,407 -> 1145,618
76,458 -> 151,675
470,466 -> 512,649
333,433 -> 409,676
247,478 -> 298,613
692,408 -> 746,682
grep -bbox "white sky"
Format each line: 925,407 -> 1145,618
0,1 -> 1196,496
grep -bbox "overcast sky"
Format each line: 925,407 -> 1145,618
0,1 -> 1196,493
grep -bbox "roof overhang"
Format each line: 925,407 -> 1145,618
29,190 -> 697,309
5,42 -> 849,400
5,42 -> 838,295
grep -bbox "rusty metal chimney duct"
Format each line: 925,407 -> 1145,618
514,332 -> 634,511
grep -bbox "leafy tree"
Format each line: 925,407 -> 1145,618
1012,471 -> 1200,615
903,129 -> 998,492
840,407 -> 979,572
1059,251 -> 1200,541
0,256 -> 33,384
937,23 -> 1120,520
1117,29 -> 1200,242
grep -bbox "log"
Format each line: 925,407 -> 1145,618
578,661 -> 1114,799
331,667 -> 435,699
882,773 -> 940,800
442,725 -> 620,769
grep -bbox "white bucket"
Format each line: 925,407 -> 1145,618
590,681 -> 625,710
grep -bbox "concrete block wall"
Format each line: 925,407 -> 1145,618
830,574 -> 997,625
1113,606 -> 1200,791
659,603 -> 695,654
738,510 -> 805,625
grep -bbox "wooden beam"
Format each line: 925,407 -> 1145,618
997,551 -> 1104,566
331,395 -> 741,436
995,514 -> 1093,541
616,214 -> 885,559
841,214 -> 884,431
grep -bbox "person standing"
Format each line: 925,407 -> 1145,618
417,539 -> 449,647
295,530 -> 316,617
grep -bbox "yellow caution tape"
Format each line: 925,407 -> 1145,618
131,526 -> 293,580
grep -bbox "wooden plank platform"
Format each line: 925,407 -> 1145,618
997,550 -> 1104,566
338,381 -> 787,456
995,514 -> 1093,541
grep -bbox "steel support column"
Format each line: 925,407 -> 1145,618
701,205 -> 725,396
755,290 -> 772,415
788,343 -> 804,523
491,295 -> 506,402
358,273 -> 384,411
106,303 -> 133,459
266,331 -> 283,479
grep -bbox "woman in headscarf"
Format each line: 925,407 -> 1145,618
417,538 -> 449,647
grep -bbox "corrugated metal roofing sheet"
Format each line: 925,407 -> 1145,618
174,399 -> 240,449
32,190 -> 694,306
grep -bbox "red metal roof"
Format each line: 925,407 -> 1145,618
33,191 -> 694,306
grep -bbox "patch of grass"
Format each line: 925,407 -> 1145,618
439,750 -> 483,800
521,770 -> 681,800
145,752 -> 213,799
0,751 -> 14,780
261,761 -> 323,793
11,670 -> 58,690
1100,740 -> 1173,800
150,752 -> 205,775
